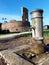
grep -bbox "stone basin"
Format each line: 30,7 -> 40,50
0,45 -> 49,65
14,48 -> 49,65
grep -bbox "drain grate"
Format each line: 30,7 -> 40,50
14,50 -> 36,65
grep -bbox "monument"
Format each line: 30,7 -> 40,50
21,7 -> 28,22
21,7 -> 30,31
1,7 -> 30,33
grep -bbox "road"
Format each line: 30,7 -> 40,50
0,31 -> 31,41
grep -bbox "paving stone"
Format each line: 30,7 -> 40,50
0,51 -> 33,65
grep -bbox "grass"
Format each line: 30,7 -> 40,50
43,29 -> 49,36
0,32 -> 32,37
0,29 -> 49,37
19,32 -> 32,37
0,34 -> 7,36
0,32 -> 20,36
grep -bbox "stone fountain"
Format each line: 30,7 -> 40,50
13,9 -> 49,65
30,9 -> 44,54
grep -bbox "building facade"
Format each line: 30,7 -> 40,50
1,7 -> 30,33
43,25 -> 49,29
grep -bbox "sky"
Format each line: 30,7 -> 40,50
0,0 -> 49,25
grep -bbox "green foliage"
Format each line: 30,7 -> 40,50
0,32 -> 32,37
43,29 -> 49,36
20,33 -> 32,37
0,30 -> 49,37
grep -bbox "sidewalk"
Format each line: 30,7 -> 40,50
0,31 -> 31,41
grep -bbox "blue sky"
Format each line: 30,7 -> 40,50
0,0 -> 49,25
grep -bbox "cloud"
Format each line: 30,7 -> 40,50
0,13 -> 20,23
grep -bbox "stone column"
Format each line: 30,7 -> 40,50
30,9 -> 44,54
31,9 -> 44,44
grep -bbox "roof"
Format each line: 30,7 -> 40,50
44,25 -> 49,27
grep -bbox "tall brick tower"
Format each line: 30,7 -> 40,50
21,7 -> 30,31
21,7 -> 28,22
